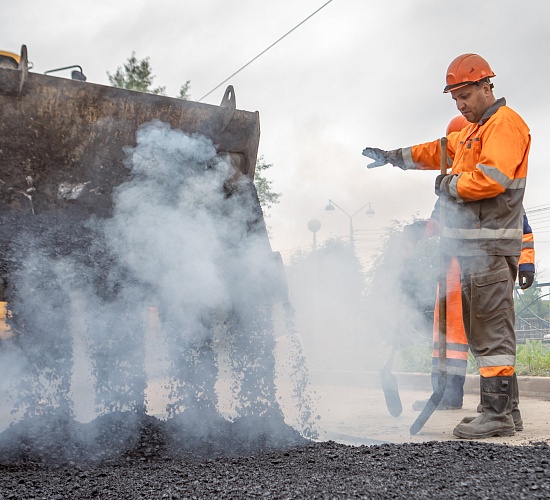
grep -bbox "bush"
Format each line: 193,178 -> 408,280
516,340 -> 550,376
399,340 -> 550,376
399,342 -> 432,373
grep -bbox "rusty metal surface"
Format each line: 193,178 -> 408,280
0,68 -> 260,219
0,55 -> 266,303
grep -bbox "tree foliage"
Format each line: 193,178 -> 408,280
107,52 -> 166,95
364,220 -> 438,346
178,80 -> 191,100
286,238 -> 366,370
254,156 -> 282,212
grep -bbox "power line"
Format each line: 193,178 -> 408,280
526,202 -> 550,209
198,0 -> 334,102
527,212 -> 550,218
526,205 -> 550,214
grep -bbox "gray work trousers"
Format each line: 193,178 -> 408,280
457,255 -> 517,374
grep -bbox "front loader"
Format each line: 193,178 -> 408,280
0,45 -> 286,418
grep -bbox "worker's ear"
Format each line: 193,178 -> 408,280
481,80 -> 493,96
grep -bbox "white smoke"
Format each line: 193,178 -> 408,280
0,120 -> 295,426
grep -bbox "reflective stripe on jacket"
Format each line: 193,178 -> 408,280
432,256 -> 468,377
402,98 -> 531,257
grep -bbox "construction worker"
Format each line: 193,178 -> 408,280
363,54 -> 531,439
407,116 -> 536,418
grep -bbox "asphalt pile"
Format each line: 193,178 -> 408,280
0,423 -> 549,498
0,410 -> 307,465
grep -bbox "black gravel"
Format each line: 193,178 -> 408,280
1,425 -> 549,499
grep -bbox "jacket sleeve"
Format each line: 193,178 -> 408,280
519,213 -> 535,272
455,116 -> 530,202
402,135 -> 457,171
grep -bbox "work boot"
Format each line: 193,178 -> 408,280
453,375 -> 515,439
467,373 -> 523,431
511,372 -> 523,431
412,373 -> 464,411
475,375 -> 483,412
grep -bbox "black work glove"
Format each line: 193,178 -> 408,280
362,148 -> 406,169
435,174 -> 454,196
519,270 -> 535,289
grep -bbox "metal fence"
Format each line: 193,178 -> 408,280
514,281 -> 550,342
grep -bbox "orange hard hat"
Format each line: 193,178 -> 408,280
446,115 -> 469,135
443,53 -> 495,93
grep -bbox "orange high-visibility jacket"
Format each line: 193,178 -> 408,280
402,98 -> 531,257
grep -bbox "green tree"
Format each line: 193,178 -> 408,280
286,238 -> 366,370
107,52 -> 166,95
178,80 -> 191,100
364,220 -> 438,346
254,156 -> 282,213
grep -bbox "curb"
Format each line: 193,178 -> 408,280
310,371 -> 550,398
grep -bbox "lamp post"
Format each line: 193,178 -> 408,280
325,199 -> 375,250
307,219 -> 322,337
307,218 -> 321,254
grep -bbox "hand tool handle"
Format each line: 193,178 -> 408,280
410,137 -> 448,435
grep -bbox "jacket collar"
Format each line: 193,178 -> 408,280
479,97 -> 506,125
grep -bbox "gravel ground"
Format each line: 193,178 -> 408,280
0,413 -> 549,499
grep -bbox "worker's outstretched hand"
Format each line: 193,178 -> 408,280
519,270 -> 535,289
363,148 -> 406,169
362,147 -> 389,168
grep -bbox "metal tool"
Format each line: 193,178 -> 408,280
410,137 -> 448,435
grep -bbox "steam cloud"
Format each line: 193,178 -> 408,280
0,121 -> 316,446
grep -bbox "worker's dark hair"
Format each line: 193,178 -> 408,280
477,77 -> 494,91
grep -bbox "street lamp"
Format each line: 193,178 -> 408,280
307,219 -> 321,337
44,65 -> 87,81
307,218 -> 321,253
325,199 -> 375,250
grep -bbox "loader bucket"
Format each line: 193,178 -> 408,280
0,46 -> 271,301
0,46 -> 260,218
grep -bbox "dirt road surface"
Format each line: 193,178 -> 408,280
311,372 -> 550,446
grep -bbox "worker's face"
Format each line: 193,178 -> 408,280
450,82 -> 492,123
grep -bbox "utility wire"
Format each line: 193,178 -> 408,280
526,205 -> 550,214
198,0 -> 334,102
526,202 -> 550,209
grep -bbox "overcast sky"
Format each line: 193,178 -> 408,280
5,0 -> 550,280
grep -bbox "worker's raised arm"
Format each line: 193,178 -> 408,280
363,136 -> 457,171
